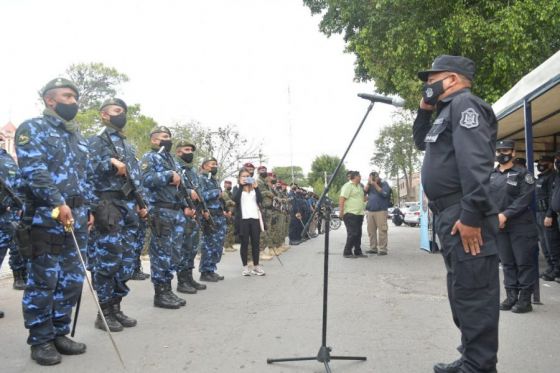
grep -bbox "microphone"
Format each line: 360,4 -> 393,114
357,93 -> 405,107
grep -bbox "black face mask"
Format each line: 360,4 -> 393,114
54,102 -> 79,121
496,154 -> 513,165
159,139 -> 173,152
225,186 -> 232,191
180,153 -> 194,163
109,113 -> 127,129
422,77 -> 448,106
259,172 -> 267,179
537,164 -> 549,173
271,179 -> 277,185
210,166 -> 218,176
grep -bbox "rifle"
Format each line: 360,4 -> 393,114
0,176 -> 23,209
181,169 -> 216,231
102,130 -> 148,211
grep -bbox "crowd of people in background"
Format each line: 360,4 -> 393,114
0,77 -> 332,366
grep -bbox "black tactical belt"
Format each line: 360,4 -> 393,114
153,202 -> 183,210
428,192 -> 462,214
65,196 -> 85,209
98,191 -> 133,201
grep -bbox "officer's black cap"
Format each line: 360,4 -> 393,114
100,98 -> 127,113
537,155 -> 554,163
149,126 -> 172,137
41,78 -> 79,98
418,55 -> 475,82
496,139 -> 515,150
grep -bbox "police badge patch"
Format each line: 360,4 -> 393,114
459,108 -> 479,129
525,173 -> 535,185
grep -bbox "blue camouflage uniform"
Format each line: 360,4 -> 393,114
198,171 -> 227,274
0,149 -> 25,272
140,149 -> 186,285
88,127 -> 144,304
16,112 -> 96,346
175,158 -> 201,273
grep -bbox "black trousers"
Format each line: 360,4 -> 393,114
289,216 -> 303,241
435,203 -> 499,373
535,211 -> 560,273
240,219 -> 260,266
343,213 -> 364,255
497,227 -> 538,290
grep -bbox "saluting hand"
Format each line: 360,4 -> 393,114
544,217 -> 553,227
111,158 -> 127,176
451,220 -> 483,256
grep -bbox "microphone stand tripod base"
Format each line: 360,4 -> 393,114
267,345 -> 366,373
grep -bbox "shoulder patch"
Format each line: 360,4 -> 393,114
17,132 -> 30,145
141,160 -> 149,171
525,173 -> 535,185
459,108 -> 480,129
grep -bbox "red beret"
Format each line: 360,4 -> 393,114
257,166 -> 267,171
243,162 -> 255,168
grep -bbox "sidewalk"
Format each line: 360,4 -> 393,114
1,223 -> 559,372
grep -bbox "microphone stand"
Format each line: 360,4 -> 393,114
267,101 -> 374,372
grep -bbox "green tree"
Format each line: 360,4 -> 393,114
371,110 -> 422,201
169,122 -> 261,182
308,154 -> 347,193
124,104 -> 158,157
272,166 -> 306,185
303,0 -> 560,105
66,62 -> 129,110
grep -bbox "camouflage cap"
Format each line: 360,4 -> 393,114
201,157 -> 217,167
175,139 -> 196,151
41,77 -> 79,98
100,98 -> 127,113
149,126 -> 172,137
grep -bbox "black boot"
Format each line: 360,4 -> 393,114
177,270 -> 197,294
154,283 -> 182,309
200,271 -> 219,282
433,359 -> 462,372
187,269 -> 206,290
95,302 -> 124,332
53,336 -> 87,355
13,270 -> 26,290
166,282 -> 186,306
512,289 -> 533,313
112,298 -> 137,327
0,309 -> 4,318
211,272 -> 225,281
31,342 -> 61,365
499,288 -> 518,311
130,260 -> 150,280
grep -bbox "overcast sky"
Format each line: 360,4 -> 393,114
0,0 -> 400,178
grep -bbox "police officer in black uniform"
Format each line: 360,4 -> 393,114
535,155 -> 559,281
544,151 -> 560,283
490,140 -> 538,314
413,55 -> 500,373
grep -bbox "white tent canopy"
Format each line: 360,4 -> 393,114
493,50 -> 560,157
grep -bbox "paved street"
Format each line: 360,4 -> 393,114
1,222 -> 559,372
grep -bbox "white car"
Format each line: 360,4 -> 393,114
404,205 -> 421,227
